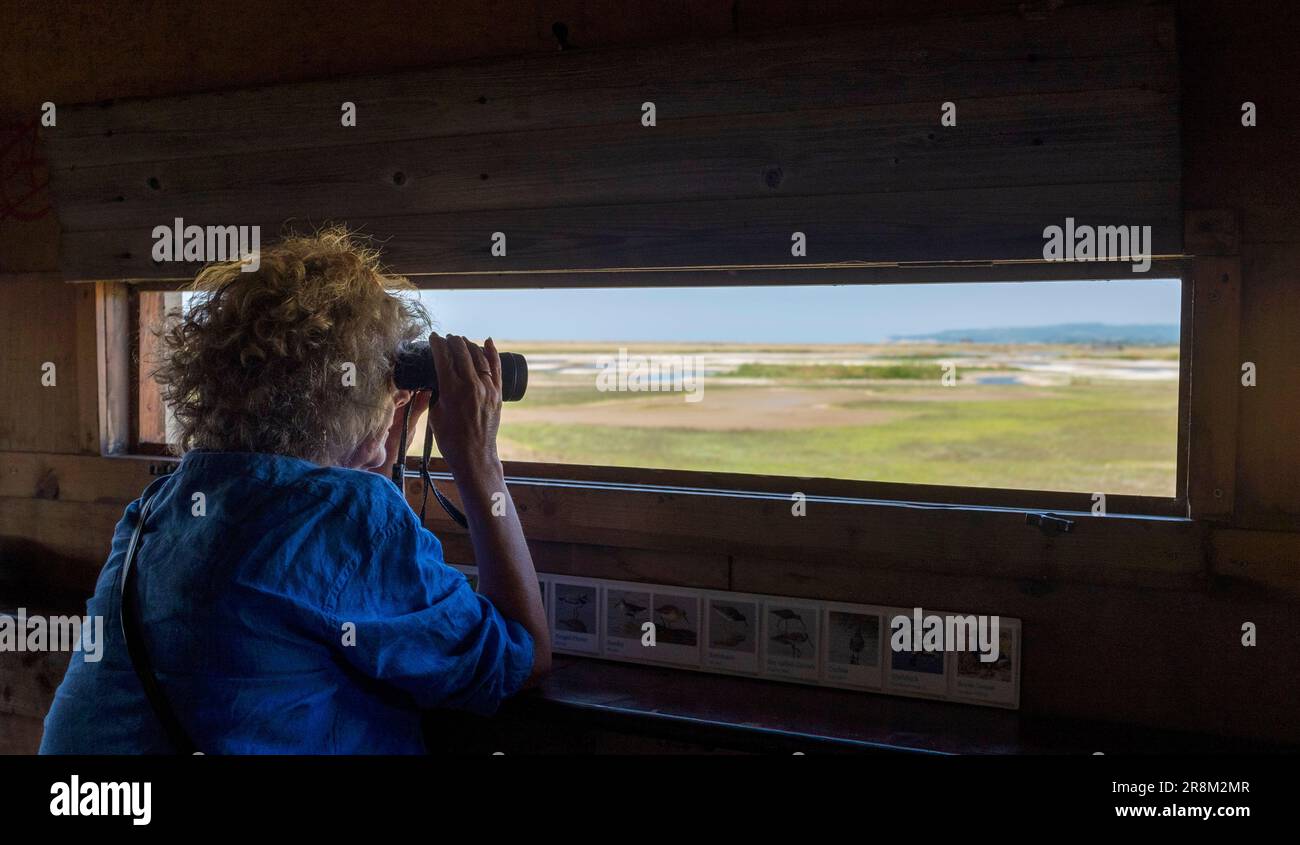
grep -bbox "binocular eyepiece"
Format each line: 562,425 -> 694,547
393,341 -> 528,402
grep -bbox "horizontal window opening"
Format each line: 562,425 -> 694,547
414,279 -> 1182,498
137,278 -> 1182,500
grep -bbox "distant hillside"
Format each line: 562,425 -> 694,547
890,323 -> 1179,346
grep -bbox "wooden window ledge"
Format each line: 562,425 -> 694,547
423,657 -> 1285,755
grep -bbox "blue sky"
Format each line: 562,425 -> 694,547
416,279 -> 1181,344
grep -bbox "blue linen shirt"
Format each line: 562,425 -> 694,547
39,450 -> 534,754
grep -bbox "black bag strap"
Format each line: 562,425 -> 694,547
119,483 -> 201,755
390,396 -> 469,529
422,404 -> 467,527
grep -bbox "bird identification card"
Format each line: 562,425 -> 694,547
819,602 -> 884,690
760,598 -> 821,682
702,593 -> 762,675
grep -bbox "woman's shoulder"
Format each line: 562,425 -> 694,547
297,465 -> 417,535
178,451 -> 416,540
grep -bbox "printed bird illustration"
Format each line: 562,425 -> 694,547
556,593 -> 589,609
848,624 -> 865,665
612,598 -> 648,618
655,604 -> 690,630
556,618 -> 588,633
711,604 -> 749,627
556,591 -> 589,624
771,630 -> 810,658
769,608 -> 807,634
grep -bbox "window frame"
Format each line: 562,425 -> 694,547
126,260 -> 1196,521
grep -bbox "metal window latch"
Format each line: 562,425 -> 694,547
1026,512 -> 1074,535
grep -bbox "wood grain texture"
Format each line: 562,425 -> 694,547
435,458 -> 1185,517
120,258 -> 1192,290
1,1 -> 736,123
1211,526 -> 1300,597
0,497 -> 126,575
58,181 -> 1183,281
44,3 -> 1181,280
417,474 -> 1206,590
73,286 -> 100,454
731,554 -> 1293,743
438,531 -> 729,589
0,275 -> 95,454
1186,257 -> 1240,521
135,291 -> 168,444
1184,208 -> 1240,256
0,452 -> 1204,593
0,452 -> 156,503
1178,0 -> 1300,530
1178,0 -> 1300,249
0,712 -> 46,755
1,451 -> 1296,744
44,4 -> 1176,168
478,657 -> 1288,752
94,282 -> 130,454
1232,244 -> 1300,528
0,645 -> 69,722
52,89 -> 1179,233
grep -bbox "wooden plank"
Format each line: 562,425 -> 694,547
735,0 -> 1025,29
417,476 -> 1206,589
0,496 -> 124,567
43,4 -> 1177,169
52,88 -> 1179,232
0,274 -> 91,454
122,257 -> 1191,291
0,713 -> 46,755
0,452 -> 1200,590
1178,0 -> 1300,250
505,657 -> 1027,753
59,180 -> 1183,281
1210,526 -> 1300,597
1184,208 -> 1240,256
1233,243 -> 1300,528
134,291 -> 177,445
441,459 -> 1184,518
731,553 -> 1298,743
0,645 -> 70,721
489,657 -> 1284,752
74,285 -> 100,453
439,531 -> 729,588
95,282 -> 130,454
1178,1 -> 1299,529
0,497 -> 122,607
1175,270 -> 1193,509
1186,256 -> 1240,521
0,443 -> 1202,596
0,452 -> 156,503
2,1 -> 739,125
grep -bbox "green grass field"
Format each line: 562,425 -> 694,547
463,342 -> 1179,496
498,382 -> 1177,494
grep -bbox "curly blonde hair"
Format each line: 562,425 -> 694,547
153,228 -> 429,464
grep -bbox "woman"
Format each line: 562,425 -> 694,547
40,229 -> 551,753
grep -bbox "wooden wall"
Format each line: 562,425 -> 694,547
2,0 -> 1298,752
43,3 -> 1181,280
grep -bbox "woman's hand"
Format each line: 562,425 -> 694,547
427,333 -> 504,487
427,333 -> 550,683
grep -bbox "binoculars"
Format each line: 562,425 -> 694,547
392,341 -> 527,402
